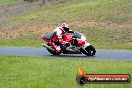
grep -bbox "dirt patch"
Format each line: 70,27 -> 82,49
70,20 -> 132,29
0,20 -> 132,39
0,22 -> 56,39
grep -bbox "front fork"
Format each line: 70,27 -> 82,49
82,42 -> 91,49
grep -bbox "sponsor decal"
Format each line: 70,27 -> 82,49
76,67 -> 131,85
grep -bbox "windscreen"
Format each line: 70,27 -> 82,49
72,31 -> 82,39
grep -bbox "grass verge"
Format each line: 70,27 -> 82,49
0,0 -> 20,5
0,27 -> 132,50
0,55 -> 132,88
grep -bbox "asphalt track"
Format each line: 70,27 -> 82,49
0,47 -> 132,60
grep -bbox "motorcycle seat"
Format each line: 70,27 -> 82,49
44,34 -> 51,40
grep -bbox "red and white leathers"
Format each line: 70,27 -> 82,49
50,26 -> 69,54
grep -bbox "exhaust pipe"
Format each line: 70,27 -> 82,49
42,44 -> 56,52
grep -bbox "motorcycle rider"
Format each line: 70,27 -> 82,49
50,22 -> 72,54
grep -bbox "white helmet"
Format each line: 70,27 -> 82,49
61,22 -> 69,32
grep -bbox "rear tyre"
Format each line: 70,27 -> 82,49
47,44 -> 60,55
80,45 -> 96,56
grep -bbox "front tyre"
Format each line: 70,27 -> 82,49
80,45 -> 96,56
47,44 -> 61,55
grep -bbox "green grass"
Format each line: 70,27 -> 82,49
0,0 -> 132,49
0,29 -> 131,50
0,55 -> 132,88
0,0 -> 20,5
0,34 -> 42,47
2,0 -> 131,24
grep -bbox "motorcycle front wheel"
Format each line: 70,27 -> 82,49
47,43 -> 61,55
80,45 -> 96,56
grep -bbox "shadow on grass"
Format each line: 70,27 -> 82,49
46,54 -> 96,59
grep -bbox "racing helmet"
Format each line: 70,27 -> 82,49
61,22 -> 69,32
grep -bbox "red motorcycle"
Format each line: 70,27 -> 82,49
41,31 -> 96,56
